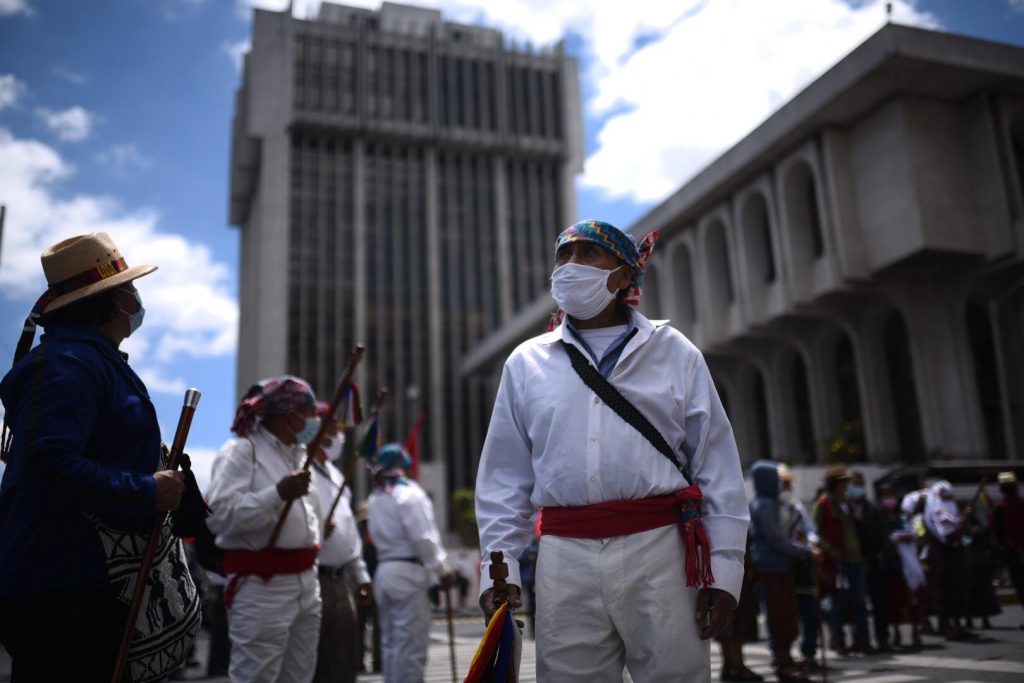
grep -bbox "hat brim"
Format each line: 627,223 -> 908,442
826,473 -> 852,482
43,264 -> 158,313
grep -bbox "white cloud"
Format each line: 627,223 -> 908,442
96,143 -> 154,174
222,39 -> 251,71
36,105 -> 94,142
0,74 -> 26,110
0,0 -> 31,16
0,127 -> 239,395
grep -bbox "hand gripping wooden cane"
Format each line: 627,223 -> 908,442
266,344 -> 365,549
111,387 -> 201,683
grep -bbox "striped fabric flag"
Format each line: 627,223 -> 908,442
337,383 -> 363,429
463,602 -> 520,683
356,414 -> 380,462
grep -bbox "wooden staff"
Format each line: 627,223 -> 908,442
267,344 -> 365,549
111,388 -> 201,683
444,582 -> 458,683
324,387 -> 387,538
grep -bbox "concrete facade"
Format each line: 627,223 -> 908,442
465,24 -> 1024,469
229,2 -> 583,502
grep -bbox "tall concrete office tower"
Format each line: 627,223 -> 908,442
228,2 -> 583,503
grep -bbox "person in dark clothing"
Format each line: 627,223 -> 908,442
0,232 -> 185,681
749,460 -> 815,681
962,501 -> 1000,629
990,471 -> 1024,629
813,464 -> 873,656
355,501 -> 382,673
849,471 -> 896,651
717,539 -> 764,682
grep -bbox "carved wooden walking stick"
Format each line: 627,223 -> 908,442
267,344 -> 365,548
324,387 -> 387,538
111,388 -> 201,683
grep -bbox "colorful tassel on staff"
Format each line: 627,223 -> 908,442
464,602 -> 518,683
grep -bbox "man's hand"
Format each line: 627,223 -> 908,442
356,582 -> 373,607
276,469 -> 312,501
439,571 -> 456,592
479,585 -> 522,625
695,587 -> 736,640
153,470 -> 185,511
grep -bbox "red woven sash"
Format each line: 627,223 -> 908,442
222,546 -> 319,608
540,485 -> 715,589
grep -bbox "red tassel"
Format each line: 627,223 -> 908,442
675,486 -> 715,589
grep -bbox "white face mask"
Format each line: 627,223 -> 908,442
550,263 -> 624,320
322,433 -> 344,462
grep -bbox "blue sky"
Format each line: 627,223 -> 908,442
2,0 -> 1023,485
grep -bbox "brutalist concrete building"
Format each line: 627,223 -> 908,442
466,24 -> 1024,470
228,2 -> 583,501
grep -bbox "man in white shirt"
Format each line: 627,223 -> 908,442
311,403 -> 372,683
475,219 -> 750,682
207,376 -> 323,683
367,443 -> 451,683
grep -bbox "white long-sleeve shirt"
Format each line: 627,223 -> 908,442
312,460 -> 371,585
475,311 -> 750,601
368,480 -> 449,578
207,424 -> 321,551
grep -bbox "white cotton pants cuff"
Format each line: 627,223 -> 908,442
374,560 -> 432,683
228,569 -> 322,683
535,524 -> 710,683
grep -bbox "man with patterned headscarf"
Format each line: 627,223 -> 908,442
366,443 -> 451,683
207,375 -> 324,683
475,219 -> 750,681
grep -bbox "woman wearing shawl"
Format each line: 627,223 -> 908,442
922,481 -> 971,640
367,443 -> 451,682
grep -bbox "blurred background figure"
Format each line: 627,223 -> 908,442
849,471 -> 896,652
922,481 -> 970,640
886,488 -> 925,649
355,501 -> 382,674
778,464 -> 822,671
991,472 -> 1024,630
717,539 -> 763,682
749,460 -> 813,681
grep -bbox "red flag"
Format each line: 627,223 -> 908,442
404,413 -> 426,480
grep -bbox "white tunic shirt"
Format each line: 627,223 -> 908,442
312,460 -> 371,585
368,480 -> 449,578
207,424 -> 321,551
475,311 -> 750,601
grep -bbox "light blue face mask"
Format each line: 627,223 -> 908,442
295,416 -> 321,445
127,289 -> 145,335
848,485 -> 866,500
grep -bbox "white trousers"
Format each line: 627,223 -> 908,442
228,569 -> 322,683
373,560 -> 432,683
535,524 -> 710,683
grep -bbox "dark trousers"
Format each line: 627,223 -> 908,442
827,561 -> 870,649
797,592 -> 820,659
0,588 -> 127,683
1003,549 -> 1024,609
205,585 -> 231,677
315,572 -> 360,683
867,564 -> 891,646
357,598 -> 381,671
762,572 -> 799,666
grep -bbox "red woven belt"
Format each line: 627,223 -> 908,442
222,546 -> 319,608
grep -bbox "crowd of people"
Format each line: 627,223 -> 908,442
3,228 -> 1023,683
736,460 -> 1024,682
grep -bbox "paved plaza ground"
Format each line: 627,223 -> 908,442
9,602 -> 1015,682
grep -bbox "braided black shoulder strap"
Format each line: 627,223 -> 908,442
562,341 -> 691,485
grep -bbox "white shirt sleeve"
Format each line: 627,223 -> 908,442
475,358 -> 536,594
206,437 -> 282,537
405,485 -> 450,577
682,353 -> 750,603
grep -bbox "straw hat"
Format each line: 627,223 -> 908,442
40,232 -> 157,313
823,463 -> 852,483
777,463 -> 798,482
998,471 -> 1018,485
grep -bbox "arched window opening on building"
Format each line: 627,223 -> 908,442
966,299 -> 1007,458
672,244 -> 698,326
785,162 -> 825,260
883,312 -> 925,462
789,352 -> 816,463
1011,115 -> 1024,210
640,262 -> 662,318
834,334 -> 866,461
706,220 -> 734,306
742,193 -> 777,284
753,370 -> 771,460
